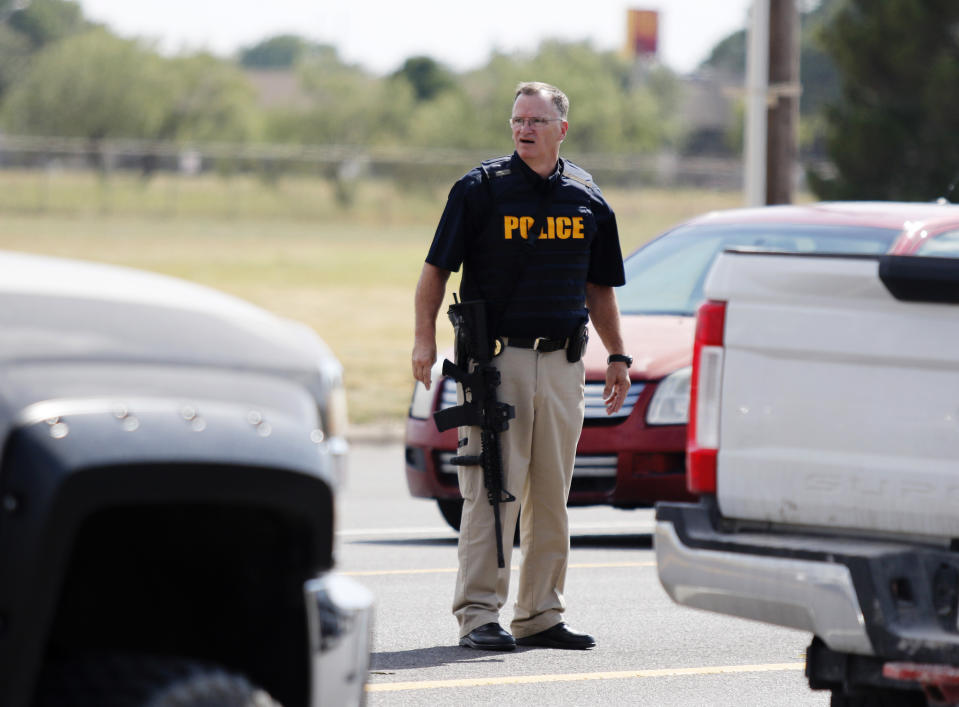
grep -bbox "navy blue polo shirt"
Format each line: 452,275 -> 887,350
426,152 -> 625,338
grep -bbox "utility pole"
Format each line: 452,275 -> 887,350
766,0 -> 800,204
744,0 -> 800,206
744,0 -> 769,207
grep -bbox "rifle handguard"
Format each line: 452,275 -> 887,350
450,454 -> 481,466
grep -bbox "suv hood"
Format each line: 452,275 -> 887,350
0,250 -> 334,370
0,250 -> 341,416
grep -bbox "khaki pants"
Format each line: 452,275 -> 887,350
452,345 -> 585,639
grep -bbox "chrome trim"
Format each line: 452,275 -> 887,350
441,378 -> 643,421
322,435 -> 350,487
655,520 -> 874,656
572,454 -> 618,478
584,381 -> 643,419
438,451 -> 616,479
305,572 -> 374,707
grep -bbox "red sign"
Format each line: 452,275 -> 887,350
627,9 -> 659,57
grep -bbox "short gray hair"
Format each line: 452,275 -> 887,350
514,82 -> 569,120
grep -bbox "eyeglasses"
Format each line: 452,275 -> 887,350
509,117 -> 563,129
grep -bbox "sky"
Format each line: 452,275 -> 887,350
77,0 -> 754,76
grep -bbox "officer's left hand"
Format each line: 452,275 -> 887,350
603,362 -> 631,415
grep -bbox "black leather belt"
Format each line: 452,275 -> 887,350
504,336 -> 568,353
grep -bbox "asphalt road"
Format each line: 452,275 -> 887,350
336,441 -> 831,707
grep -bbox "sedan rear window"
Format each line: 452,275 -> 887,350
619,223 -> 899,316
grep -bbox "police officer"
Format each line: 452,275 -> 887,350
412,81 -> 630,651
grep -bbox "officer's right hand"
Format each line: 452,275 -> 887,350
412,338 -> 437,390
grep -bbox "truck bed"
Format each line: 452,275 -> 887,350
708,252 -> 959,539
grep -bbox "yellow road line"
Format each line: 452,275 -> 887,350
569,562 -> 656,569
344,567 -> 459,576
366,662 -> 805,692
342,561 -> 655,577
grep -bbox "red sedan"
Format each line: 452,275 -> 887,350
405,201 -> 959,530
887,209 -> 959,255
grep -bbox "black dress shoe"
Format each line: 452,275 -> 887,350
459,622 -> 516,651
516,622 -> 595,650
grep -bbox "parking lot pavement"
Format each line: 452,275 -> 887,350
337,442 -> 829,707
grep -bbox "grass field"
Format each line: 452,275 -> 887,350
0,170 -> 746,426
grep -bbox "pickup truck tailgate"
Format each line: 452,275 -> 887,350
706,252 -> 959,538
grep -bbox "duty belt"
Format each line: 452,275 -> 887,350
503,336 -> 569,353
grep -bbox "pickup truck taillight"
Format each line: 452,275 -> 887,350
686,300 -> 726,494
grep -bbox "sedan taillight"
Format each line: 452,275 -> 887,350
686,300 -> 726,494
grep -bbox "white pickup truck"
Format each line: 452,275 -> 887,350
655,250 -> 959,707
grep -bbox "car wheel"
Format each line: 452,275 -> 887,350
34,653 -> 282,707
437,498 -> 463,531
437,498 -> 521,544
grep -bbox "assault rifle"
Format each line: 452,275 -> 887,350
432,298 -> 516,568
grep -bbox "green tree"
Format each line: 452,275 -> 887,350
0,0 -> 89,102
7,0 -> 87,48
461,41 -> 680,155
285,46 -> 415,145
404,88 -> 481,149
239,34 -> 321,69
699,1 -> 840,121
0,0 -> 22,17
1,29 -> 171,139
701,31 -> 744,79
0,23 -> 32,96
252,38 -> 682,158
161,53 -> 259,142
391,56 -> 455,102
808,0 -> 959,200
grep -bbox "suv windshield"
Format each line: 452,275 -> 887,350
618,223 -> 900,316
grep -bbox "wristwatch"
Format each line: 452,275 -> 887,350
607,354 -> 633,368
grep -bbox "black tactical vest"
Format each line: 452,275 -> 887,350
460,155 -> 600,339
